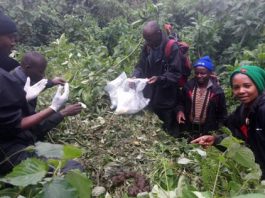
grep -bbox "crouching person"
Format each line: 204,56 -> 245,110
176,56 -> 227,139
192,65 -> 265,179
0,67 -> 83,175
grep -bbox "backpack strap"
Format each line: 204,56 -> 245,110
164,39 -> 176,61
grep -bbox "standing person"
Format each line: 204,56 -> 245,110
191,65 -> 265,179
0,67 -> 70,175
10,51 -> 82,140
0,13 -> 19,71
132,20 -> 183,137
177,56 -> 227,139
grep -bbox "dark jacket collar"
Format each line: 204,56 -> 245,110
10,66 -> 27,86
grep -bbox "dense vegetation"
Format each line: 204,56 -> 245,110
0,0 -> 265,197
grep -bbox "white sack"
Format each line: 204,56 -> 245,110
105,73 -> 150,114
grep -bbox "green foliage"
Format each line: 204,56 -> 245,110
1,0 -> 265,197
147,136 -> 263,197
34,142 -> 83,160
241,44 -> 265,68
183,13 -> 221,58
65,170 -> 93,198
0,142 -> 92,197
0,158 -> 48,187
39,177 -> 78,198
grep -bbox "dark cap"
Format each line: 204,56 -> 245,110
0,14 -> 17,35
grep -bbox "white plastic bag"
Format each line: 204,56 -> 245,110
104,72 -> 127,109
104,73 -> 150,114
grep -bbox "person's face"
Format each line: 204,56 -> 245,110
232,73 -> 259,105
143,30 -> 162,49
25,61 -> 46,83
0,33 -> 17,55
194,66 -> 211,86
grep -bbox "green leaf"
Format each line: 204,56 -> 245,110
0,188 -> 21,197
63,145 -> 83,160
41,177 -> 78,198
232,193 -> 265,198
227,143 -> 256,168
229,181 -> 241,196
65,170 -> 92,198
0,158 -> 47,187
192,191 -> 212,198
35,142 -> 63,159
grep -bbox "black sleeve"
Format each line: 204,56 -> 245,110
176,85 -> 187,113
213,134 -> 228,152
45,79 -> 54,88
216,89 -> 228,125
0,69 -> 26,137
31,112 -> 64,140
0,56 -> 19,72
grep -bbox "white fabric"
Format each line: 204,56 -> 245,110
105,72 -> 150,114
24,77 -> 48,101
50,83 -> 69,112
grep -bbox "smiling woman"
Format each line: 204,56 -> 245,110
231,73 -> 259,105
192,65 -> 265,179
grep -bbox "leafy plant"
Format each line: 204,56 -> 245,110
0,142 -> 92,198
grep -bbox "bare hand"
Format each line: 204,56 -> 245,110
177,111 -> 186,124
190,135 -> 215,148
51,77 -> 66,86
59,103 -> 82,117
148,76 -> 158,84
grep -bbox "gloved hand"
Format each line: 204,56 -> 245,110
50,83 -> 69,112
24,77 -> 48,101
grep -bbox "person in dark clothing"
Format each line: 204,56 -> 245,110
132,20 -> 183,137
0,13 -> 19,72
191,65 -> 265,179
10,51 -> 82,141
177,56 -> 227,139
0,67 -> 71,175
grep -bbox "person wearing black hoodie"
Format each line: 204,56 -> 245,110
0,67 -> 70,175
192,65 -> 265,179
0,13 -> 19,71
132,20 -> 183,137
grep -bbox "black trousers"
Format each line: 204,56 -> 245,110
152,107 -> 179,137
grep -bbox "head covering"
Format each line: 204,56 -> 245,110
230,65 -> 265,94
0,14 -> 17,35
194,56 -> 214,71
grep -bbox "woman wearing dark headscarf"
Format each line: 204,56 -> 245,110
192,65 -> 265,178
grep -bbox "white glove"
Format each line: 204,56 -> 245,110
50,83 -> 69,112
24,77 -> 48,101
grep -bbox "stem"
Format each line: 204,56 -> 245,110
212,159 -> 222,197
112,38 -> 144,69
92,37 -> 144,76
162,159 -> 170,191
53,160 -> 62,176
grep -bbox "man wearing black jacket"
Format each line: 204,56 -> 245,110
0,13 -> 20,71
0,67 -> 70,175
10,51 -> 82,141
132,20 -> 183,137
